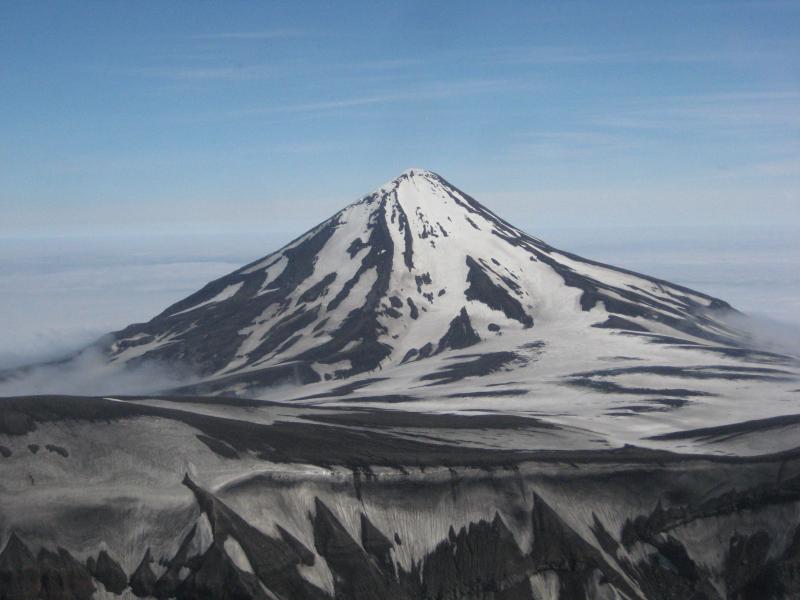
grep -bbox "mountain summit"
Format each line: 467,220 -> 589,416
99,169 -> 796,428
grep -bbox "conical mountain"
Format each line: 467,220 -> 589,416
100,168 -> 790,399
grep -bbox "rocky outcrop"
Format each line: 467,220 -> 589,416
129,549 -> 157,597
86,550 -> 127,594
2,394 -> 799,599
0,533 -> 40,600
4,464 -> 800,599
0,537 -> 96,600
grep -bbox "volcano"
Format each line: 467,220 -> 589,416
95,168 -> 798,454
108,168 -> 738,384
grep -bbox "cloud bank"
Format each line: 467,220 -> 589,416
0,228 -> 797,398
0,346 -> 197,397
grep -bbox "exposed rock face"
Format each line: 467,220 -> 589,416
129,549 -> 157,597
3,466 -> 799,599
86,550 -> 127,594
182,474 -> 330,600
176,542 -> 270,600
437,306 -> 481,352
360,513 -> 395,576
0,533 -> 40,600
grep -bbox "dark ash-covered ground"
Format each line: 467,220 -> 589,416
1,394 -> 800,599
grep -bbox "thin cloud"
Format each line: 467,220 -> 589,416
474,44 -> 776,67
512,132 -> 643,161
136,56 -> 422,85
347,58 -> 425,70
227,79 -> 528,117
139,63 -> 286,81
191,29 -> 303,40
0,346 -> 199,397
746,158 -> 800,176
136,56 -> 420,82
480,45 -> 638,66
709,158 -> 800,180
592,90 -> 800,131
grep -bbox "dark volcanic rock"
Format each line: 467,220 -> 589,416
87,549 -> 127,594
621,472 -> 800,549
37,547 -> 96,600
566,376 -> 713,398
437,307 -> 480,352
0,408 -> 36,435
176,542 -> 270,600
129,549 -> 157,597
725,531 -> 778,599
45,444 -> 68,458
592,315 -> 649,332
276,525 -> 316,566
648,413 -> 800,442
530,493 -> 636,599
406,297 -> 419,319
0,533 -> 41,600
360,513 -> 395,575
313,498 -> 398,599
153,524 -> 199,597
465,256 -> 533,328
299,272 -> 338,304
630,535 -> 720,600
183,475 -> 329,599
196,433 -> 240,459
420,513 -> 534,599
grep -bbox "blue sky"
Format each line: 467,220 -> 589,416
1,1 -> 799,235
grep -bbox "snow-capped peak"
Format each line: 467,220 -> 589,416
371,168 -> 443,202
398,167 -> 432,178
104,168 -> 751,397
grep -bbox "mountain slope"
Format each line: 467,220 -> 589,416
90,169 -> 800,453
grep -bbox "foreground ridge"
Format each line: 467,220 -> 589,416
1,394 -> 799,599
